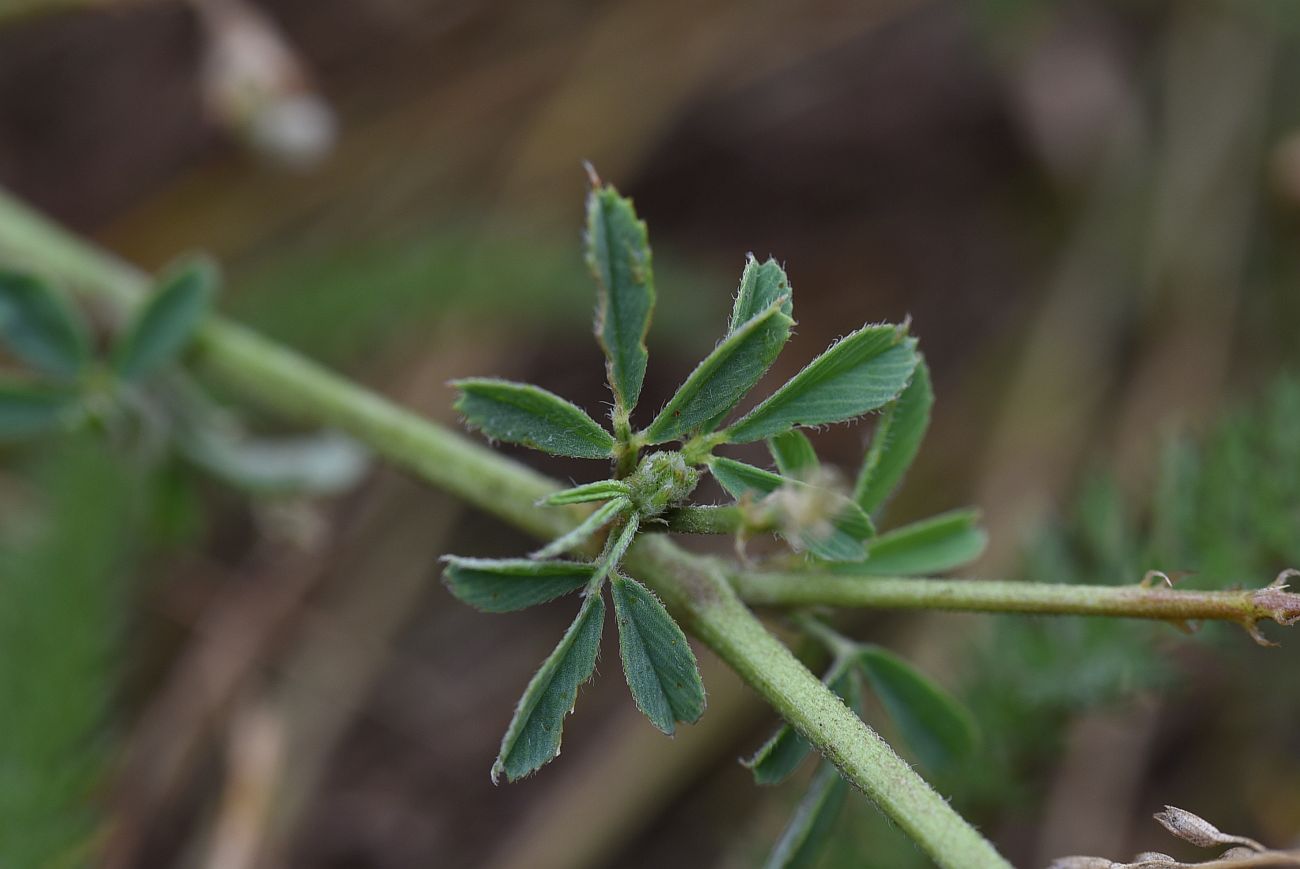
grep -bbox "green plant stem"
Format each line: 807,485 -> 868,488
0,187 -> 1010,869
658,504 -> 749,535
732,571 -> 1300,638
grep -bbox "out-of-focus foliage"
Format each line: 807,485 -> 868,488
0,440 -> 137,867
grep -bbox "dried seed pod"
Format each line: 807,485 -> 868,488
1152,806 -> 1265,852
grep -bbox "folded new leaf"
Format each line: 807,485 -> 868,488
0,271 -> 90,379
113,257 -> 216,381
545,479 -> 630,506
442,557 -> 594,612
724,323 -> 919,443
586,180 -> 654,414
644,293 -> 793,443
858,646 -> 976,772
0,382 -> 84,441
454,378 -> 615,459
610,574 -> 706,734
744,659 -> 856,785
708,457 -> 874,561
492,592 -> 604,783
835,508 -> 987,576
854,356 -> 933,515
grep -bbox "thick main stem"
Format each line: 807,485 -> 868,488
0,188 -> 1010,869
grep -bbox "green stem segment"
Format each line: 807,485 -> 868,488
0,187 -> 1010,869
732,571 -> 1300,642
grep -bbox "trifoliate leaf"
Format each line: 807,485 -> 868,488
0,382 -> 84,442
707,457 -> 873,561
442,557 -> 594,612
743,658 -> 855,785
545,479 -> 631,506
768,430 -> 819,478
492,592 -> 604,782
858,646 -> 976,772
0,271 -> 90,379
112,257 -> 216,381
586,181 -> 654,414
454,378 -> 615,459
854,356 -> 933,515
724,324 -> 919,443
840,508 -> 986,575
610,574 -> 705,734
644,296 -> 793,443
531,497 -> 629,559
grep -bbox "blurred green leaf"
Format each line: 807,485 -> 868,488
112,258 -> 216,381
0,440 -> 135,867
768,430 -> 819,478
853,357 -> 932,515
838,509 -> 987,576
610,574 -> 705,734
0,382 -> 83,442
645,296 -> 793,443
442,557 -> 594,612
586,180 -> 654,414
545,479 -> 631,506
859,646 -> 976,772
0,270 -> 90,379
724,324 -> 918,443
492,591 -> 605,783
707,457 -> 873,561
453,378 -> 615,459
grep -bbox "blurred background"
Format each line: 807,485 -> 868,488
1,0 -> 1299,867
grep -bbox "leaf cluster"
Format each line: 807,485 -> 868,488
0,264 -> 367,495
445,171 -> 980,783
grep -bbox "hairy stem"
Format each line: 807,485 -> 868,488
0,187 -> 1010,869
732,571 -> 1300,642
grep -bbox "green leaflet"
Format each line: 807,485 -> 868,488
762,674 -> 862,869
730,255 -> 794,331
454,378 -> 615,459
0,382 -> 83,442
859,646 -> 976,772
492,592 -> 605,783
768,430 -> 819,478
707,457 -> 874,561
840,508 -> 987,575
586,182 -> 654,414
441,557 -> 594,612
854,356 -> 933,515
724,324 -> 919,443
644,297 -> 793,443
0,271 -> 90,379
610,574 -> 705,734
112,258 -> 216,381
545,479 -> 631,506
744,658 -> 855,785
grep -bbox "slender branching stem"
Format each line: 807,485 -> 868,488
732,571 -> 1300,645
0,187 -> 1011,869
